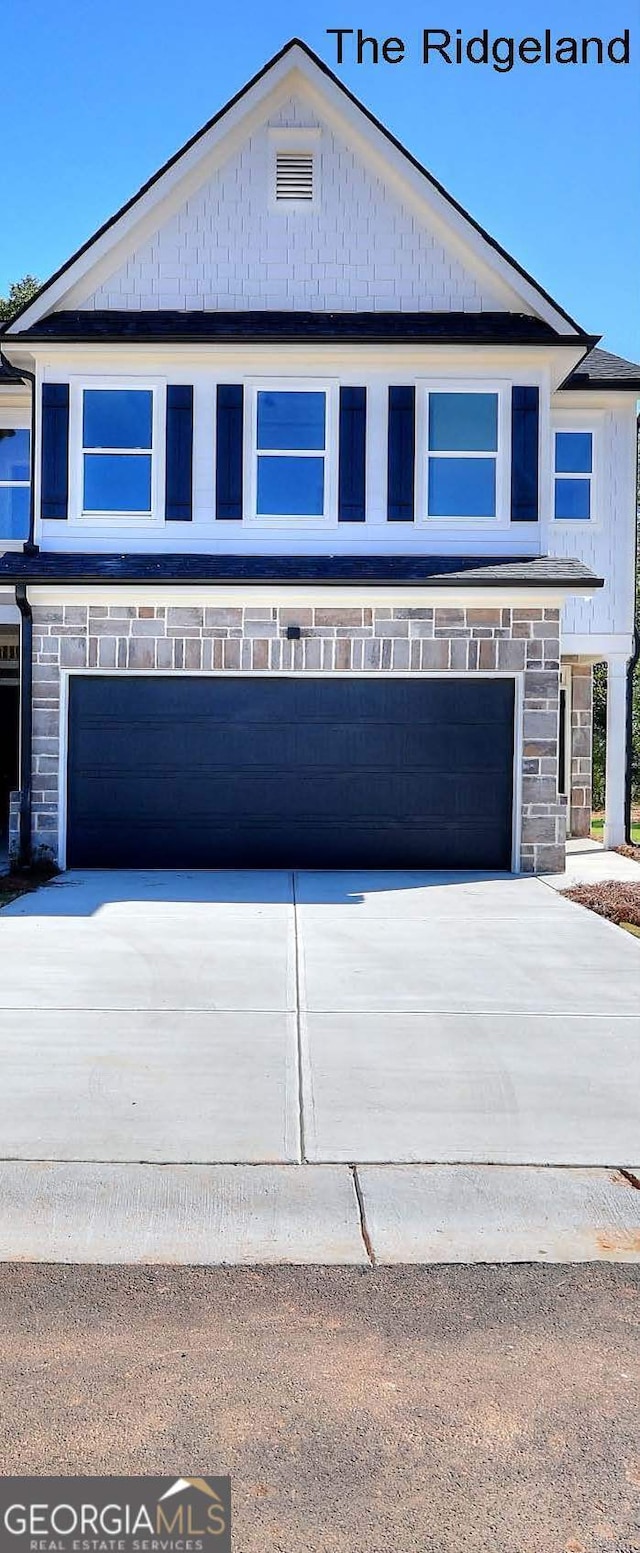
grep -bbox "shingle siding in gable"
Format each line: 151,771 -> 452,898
78,95 -> 514,314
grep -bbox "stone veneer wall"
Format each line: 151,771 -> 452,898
568,662 -> 593,838
16,600 -> 566,873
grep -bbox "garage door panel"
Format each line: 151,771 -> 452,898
69,818 -> 511,872
73,719 -> 510,777
67,675 -> 515,869
70,767 -> 510,823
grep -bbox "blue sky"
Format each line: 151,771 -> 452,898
2,0 -> 638,355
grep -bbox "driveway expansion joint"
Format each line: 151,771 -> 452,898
291,870 -> 305,1163
350,1165 -> 375,1266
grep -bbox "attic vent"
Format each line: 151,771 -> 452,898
275,150 -> 314,202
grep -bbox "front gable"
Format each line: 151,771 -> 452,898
71,90 -> 521,316
5,41 -> 584,337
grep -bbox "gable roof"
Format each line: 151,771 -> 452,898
561,345 -> 640,391
2,39 -> 590,340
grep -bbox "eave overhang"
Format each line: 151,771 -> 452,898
1,310 -> 598,350
0,552 -> 604,596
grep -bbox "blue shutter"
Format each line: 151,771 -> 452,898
216,385 -> 243,521
511,386 -> 539,521
338,387 -> 366,522
387,386 -> 415,522
165,385 -> 193,521
41,383 -> 69,520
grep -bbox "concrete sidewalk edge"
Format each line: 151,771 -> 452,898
1,1162 -> 640,1264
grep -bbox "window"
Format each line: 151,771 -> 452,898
255,390 -> 326,517
0,428 -> 30,539
275,151 -> 314,201
427,392 -> 498,518
82,388 -> 153,514
554,431 -> 592,519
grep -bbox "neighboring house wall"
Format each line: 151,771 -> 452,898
0,384 -> 30,623
20,598 -> 564,873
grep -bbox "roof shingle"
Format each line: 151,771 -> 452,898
6,309 -> 591,347
563,346 -> 640,391
0,552 -> 603,589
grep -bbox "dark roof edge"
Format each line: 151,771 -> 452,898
8,331 -> 599,348
0,553 -> 605,589
561,377 -> 640,393
557,345 -> 640,392
1,38 -> 589,340
0,367 -> 27,383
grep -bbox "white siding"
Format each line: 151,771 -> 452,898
78,95 -> 513,315
546,396 -> 637,640
39,350 -> 551,559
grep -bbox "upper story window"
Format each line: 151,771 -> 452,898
0,427 -> 30,539
427,391 -> 499,519
82,388 -> 153,515
254,389 -> 327,519
554,431 -> 592,519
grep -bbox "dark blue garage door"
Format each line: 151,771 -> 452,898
66,675 -> 515,869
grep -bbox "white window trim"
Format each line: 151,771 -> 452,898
415,379 -> 511,527
244,378 -> 339,527
0,408 -> 30,545
268,127 -> 321,212
551,416 -> 598,527
67,377 -> 165,526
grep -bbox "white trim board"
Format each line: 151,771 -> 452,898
562,634 -> 635,659
26,585 -> 596,608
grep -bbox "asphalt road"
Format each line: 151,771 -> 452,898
1,1264 -> 639,1553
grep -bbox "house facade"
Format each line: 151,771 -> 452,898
0,40 -> 637,874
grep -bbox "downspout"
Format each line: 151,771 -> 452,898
624,412 -> 640,842
15,582 -> 32,869
0,345 -> 38,554
1,345 -> 38,868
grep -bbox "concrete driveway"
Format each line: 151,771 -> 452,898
1,868 -> 639,1166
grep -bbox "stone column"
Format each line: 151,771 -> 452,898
604,656 -> 629,849
569,663 -> 593,838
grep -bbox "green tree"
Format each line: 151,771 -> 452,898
0,274 -> 40,323
631,487 -> 640,804
592,662 -> 606,809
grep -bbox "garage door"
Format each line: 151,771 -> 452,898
66,675 -> 515,869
